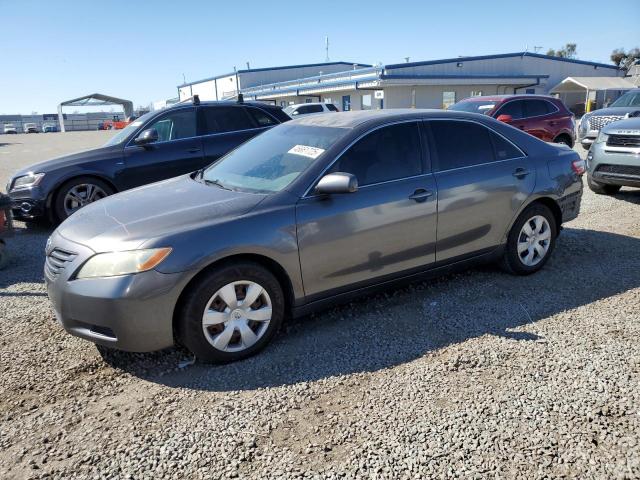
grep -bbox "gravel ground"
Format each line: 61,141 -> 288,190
1,132 -> 639,479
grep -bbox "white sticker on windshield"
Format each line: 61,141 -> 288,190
288,145 -> 325,159
130,120 -> 143,127
478,104 -> 495,110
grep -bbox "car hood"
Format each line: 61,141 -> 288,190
602,117 -> 640,134
588,106 -> 640,117
55,174 -> 266,252
12,145 -> 120,177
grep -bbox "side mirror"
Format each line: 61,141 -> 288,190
496,114 -> 513,123
315,172 -> 358,195
134,128 -> 158,146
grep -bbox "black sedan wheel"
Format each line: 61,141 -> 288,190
53,177 -> 114,222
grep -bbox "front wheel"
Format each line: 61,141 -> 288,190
177,262 -> 285,363
587,174 -> 621,195
501,204 -> 557,275
53,177 -> 114,222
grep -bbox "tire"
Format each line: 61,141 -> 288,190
501,203 -> 557,275
587,174 -> 621,195
553,134 -> 573,148
177,261 -> 285,363
0,241 -> 8,270
53,176 -> 114,222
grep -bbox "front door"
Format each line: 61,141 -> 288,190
427,119 -> 536,262
296,122 -> 438,299
121,107 -> 202,189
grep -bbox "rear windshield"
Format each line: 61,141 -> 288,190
448,100 -> 497,115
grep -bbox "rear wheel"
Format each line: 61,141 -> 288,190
553,134 -> 573,147
501,204 -> 557,275
177,262 -> 285,363
587,174 -> 621,195
53,177 -> 114,222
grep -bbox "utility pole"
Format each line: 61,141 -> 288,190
325,36 -> 330,62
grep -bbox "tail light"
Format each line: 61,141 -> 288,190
571,158 -> 586,175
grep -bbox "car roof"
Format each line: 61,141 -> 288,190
172,100 -> 283,110
459,94 -> 558,102
286,103 -> 332,108
291,109 -> 483,128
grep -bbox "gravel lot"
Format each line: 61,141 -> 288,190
1,132 -> 639,479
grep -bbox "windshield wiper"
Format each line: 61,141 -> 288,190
203,178 -> 232,191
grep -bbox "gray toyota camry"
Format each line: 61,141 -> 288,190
45,110 -> 584,363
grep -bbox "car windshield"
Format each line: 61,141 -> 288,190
448,99 -> 497,115
201,123 -> 348,193
610,91 -> 640,108
103,110 -> 155,146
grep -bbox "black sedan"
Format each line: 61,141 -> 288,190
6,99 -> 290,222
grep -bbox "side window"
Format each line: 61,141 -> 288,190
430,121 -> 494,171
201,107 -> 255,135
247,108 -> 277,127
488,130 -> 523,160
525,99 -> 554,117
495,100 -> 524,120
326,104 -> 338,112
146,108 -> 196,142
299,105 -> 323,114
329,122 -> 422,186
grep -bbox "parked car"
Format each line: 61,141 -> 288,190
23,123 -> 38,133
578,89 -> 640,150
586,116 -> 640,194
449,95 -> 576,147
42,123 -> 58,133
284,102 -> 339,117
7,98 -> 290,222
45,109 -> 584,363
3,124 -> 17,134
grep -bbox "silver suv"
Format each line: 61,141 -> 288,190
579,89 -> 640,150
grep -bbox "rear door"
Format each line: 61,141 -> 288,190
426,119 -> 535,262
121,107 -> 202,188
522,99 -> 557,142
199,106 -> 273,166
296,121 -> 438,299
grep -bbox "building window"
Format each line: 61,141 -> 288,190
456,62 -> 463,67
442,91 -> 456,109
525,88 -> 536,94
361,94 -> 372,110
324,98 -> 332,104
470,90 -> 483,97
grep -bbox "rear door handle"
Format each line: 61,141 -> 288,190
409,189 -> 434,203
512,168 -> 531,179
187,148 -> 201,154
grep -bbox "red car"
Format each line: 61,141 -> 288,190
449,95 -> 576,147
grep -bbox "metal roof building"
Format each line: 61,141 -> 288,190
178,52 -> 623,113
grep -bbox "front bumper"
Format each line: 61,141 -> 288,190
8,186 -> 47,220
587,142 -> 640,188
45,232 -> 193,352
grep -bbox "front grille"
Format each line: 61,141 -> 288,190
588,115 -> 624,131
595,164 -> 640,177
45,248 -> 77,279
606,135 -> 640,148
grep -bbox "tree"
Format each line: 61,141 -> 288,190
611,47 -> 640,69
546,43 -> 578,59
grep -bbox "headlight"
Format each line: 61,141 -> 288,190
579,115 -> 590,133
595,130 -> 609,144
11,172 -> 45,190
76,248 -> 172,279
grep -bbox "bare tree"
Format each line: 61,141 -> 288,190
611,47 -> 640,69
546,43 -> 578,59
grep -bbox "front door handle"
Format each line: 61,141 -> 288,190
187,148 -> 201,154
409,189 -> 433,203
512,168 -> 531,179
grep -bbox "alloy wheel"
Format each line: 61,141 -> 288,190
202,281 -> 272,352
517,215 -> 552,267
63,184 -> 108,216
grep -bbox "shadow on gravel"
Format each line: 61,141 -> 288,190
97,227 -> 640,392
612,188 -> 640,205
0,223 -> 50,288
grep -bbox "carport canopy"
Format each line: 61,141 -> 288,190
550,77 -> 636,113
57,93 -> 134,132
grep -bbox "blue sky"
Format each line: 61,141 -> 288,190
1,0 -> 638,114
